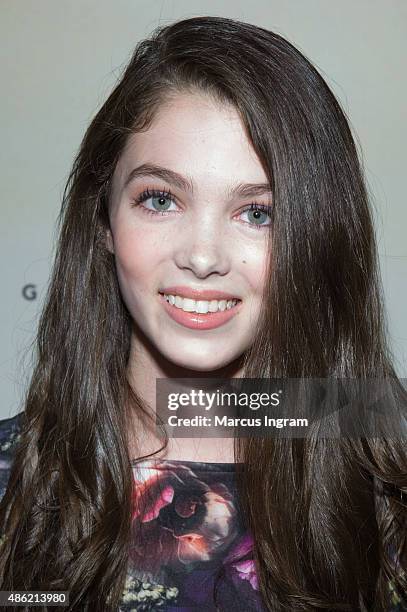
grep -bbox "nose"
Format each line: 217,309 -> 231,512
173,212 -> 231,279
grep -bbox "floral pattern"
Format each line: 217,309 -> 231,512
0,413 -> 405,610
130,460 -> 238,567
123,458 -> 264,610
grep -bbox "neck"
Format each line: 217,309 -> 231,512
125,322 -> 244,463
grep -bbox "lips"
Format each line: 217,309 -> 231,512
158,292 -> 242,330
159,286 -> 241,302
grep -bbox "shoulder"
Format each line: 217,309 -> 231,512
0,412 -> 23,502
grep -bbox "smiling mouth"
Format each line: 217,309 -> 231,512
158,292 -> 242,314
157,292 -> 243,330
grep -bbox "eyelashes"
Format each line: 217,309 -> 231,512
131,187 -> 272,230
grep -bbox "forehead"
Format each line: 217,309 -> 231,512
112,92 -> 268,193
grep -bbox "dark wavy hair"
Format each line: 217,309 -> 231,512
0,15 -> 406,611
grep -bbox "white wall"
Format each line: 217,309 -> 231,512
1,0 -> 406,419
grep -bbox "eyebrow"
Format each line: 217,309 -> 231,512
123,163 -> 272,199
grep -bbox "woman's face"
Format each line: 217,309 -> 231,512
107,92 -> 271,372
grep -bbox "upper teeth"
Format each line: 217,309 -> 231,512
162,294 -> 239,313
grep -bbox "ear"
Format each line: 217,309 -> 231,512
105,228 -> 115,254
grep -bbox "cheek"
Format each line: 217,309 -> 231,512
112,226 -> 162,293
242,246 -> 270,294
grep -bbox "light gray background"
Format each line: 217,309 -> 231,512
1,1 -> 406,420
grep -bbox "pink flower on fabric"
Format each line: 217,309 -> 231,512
223,532 -> 259,591
232,558 -> 259,590
140,484 -> 174,522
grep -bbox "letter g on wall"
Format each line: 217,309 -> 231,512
22,284 -> 37,301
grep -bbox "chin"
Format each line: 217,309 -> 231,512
163,350 -> 236,374
171,357 -> 227,373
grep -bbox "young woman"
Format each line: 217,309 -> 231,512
0,15 -> 406,612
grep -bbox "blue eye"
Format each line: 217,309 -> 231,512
133,188 -> 177,215
132,188 -> 272,229
240,203 -> 272,229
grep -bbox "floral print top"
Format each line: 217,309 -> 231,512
0,413 -> 405,611
123,457 -> 264,611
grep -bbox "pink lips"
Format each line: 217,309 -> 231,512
158,293 -> 242,330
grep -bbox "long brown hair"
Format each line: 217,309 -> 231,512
0,16 -> 405,611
